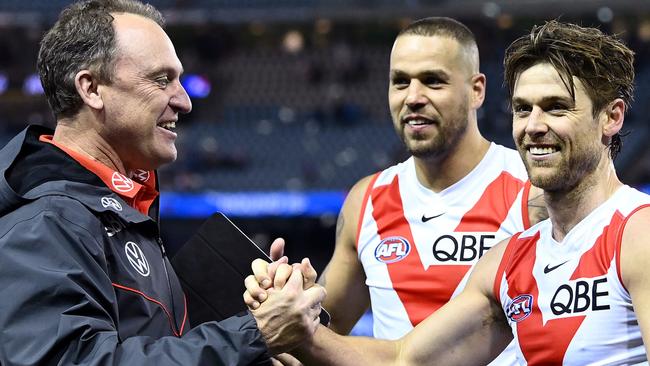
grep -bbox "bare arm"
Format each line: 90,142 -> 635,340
318,175 -> 375,334
620,206 -> 650,355
294,238 -> 514,366
246,176 -> 373,335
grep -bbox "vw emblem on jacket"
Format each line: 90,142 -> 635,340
101,196 -> 123,211
125,241 -> 150,277
132,169 -> 150,183
112,172 -> 135,193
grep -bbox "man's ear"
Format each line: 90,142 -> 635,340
470,73 -> 486,110
75,70 -> 103,110
602,98 -> 625,137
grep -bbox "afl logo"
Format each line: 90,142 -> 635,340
101,196 -> 122,211
125,241 -> 150,277
111,172 -> 135,193
374,236 -> 411,263
506,294 -> 534,322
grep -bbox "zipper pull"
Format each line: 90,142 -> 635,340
157,237 -> 167,256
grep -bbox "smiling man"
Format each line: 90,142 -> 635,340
0,0 -> 325,364
266,17 -> 545,366
247,20 -> 650,365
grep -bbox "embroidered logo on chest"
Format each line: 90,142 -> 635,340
101,196 -> 123,211
506,294 -> 534,322
375,236 -> 411,263
125,241 -> 150,277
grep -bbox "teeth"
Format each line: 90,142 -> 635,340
158,121 -> 176,131
529,146 -> 556,155
407,119 -> 431,126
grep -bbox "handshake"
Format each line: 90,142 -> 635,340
243,239 -> 327,357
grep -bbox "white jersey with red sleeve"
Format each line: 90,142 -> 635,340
495,185 -> 650,365
357,143 -> 529,344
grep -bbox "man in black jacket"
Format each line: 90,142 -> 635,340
0,0 -> 325,364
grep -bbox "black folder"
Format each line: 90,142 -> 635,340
171,212 -> 330,327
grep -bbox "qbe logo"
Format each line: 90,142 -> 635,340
375,236 -> 411,263
506,294 -> 534,322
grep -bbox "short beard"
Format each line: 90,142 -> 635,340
521,140 -> 601,194
399,103 -> 469,161
405,124 -> 466,160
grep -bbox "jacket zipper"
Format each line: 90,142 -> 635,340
157,236 -> 179,335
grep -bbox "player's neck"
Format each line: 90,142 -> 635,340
413,129 -> 490,192
546,159 -> 622,242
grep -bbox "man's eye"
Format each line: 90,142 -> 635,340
391,78 -> 409,88
549,103 -> 568,112
512,105 -> 533,118
423,77 -> 443,87
513,105 -> 531,114
155,76 -> 171,87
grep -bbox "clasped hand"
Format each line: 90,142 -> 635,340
243,241 -> 325,356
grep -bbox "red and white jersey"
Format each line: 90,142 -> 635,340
357,143 -> 529,342
495,185 -> 650,365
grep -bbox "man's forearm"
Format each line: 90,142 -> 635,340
293,325 -> 400,366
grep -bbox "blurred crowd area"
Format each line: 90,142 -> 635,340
2,1 -> 650,192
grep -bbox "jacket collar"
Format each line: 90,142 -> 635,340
0,125 -> 157,224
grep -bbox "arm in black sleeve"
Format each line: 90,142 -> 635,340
0,210 -> 270,365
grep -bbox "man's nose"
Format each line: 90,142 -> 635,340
525,107 -> 548,136
171,81 -> 192,114
405,80 -> 427,109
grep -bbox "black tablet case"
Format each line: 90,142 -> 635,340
171,212 -> 329,327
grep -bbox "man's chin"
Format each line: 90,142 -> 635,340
159,154 -> 177,167
529,173 -> 569,193
405,141 -> 446,159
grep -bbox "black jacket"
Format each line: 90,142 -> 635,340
0,125 -> 270,365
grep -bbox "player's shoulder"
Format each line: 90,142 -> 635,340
613,185 -> 650,225
620,201 -> 650,242
348,174 -> 377,198
618,189 -> 650,288
347,158 -> 413,199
